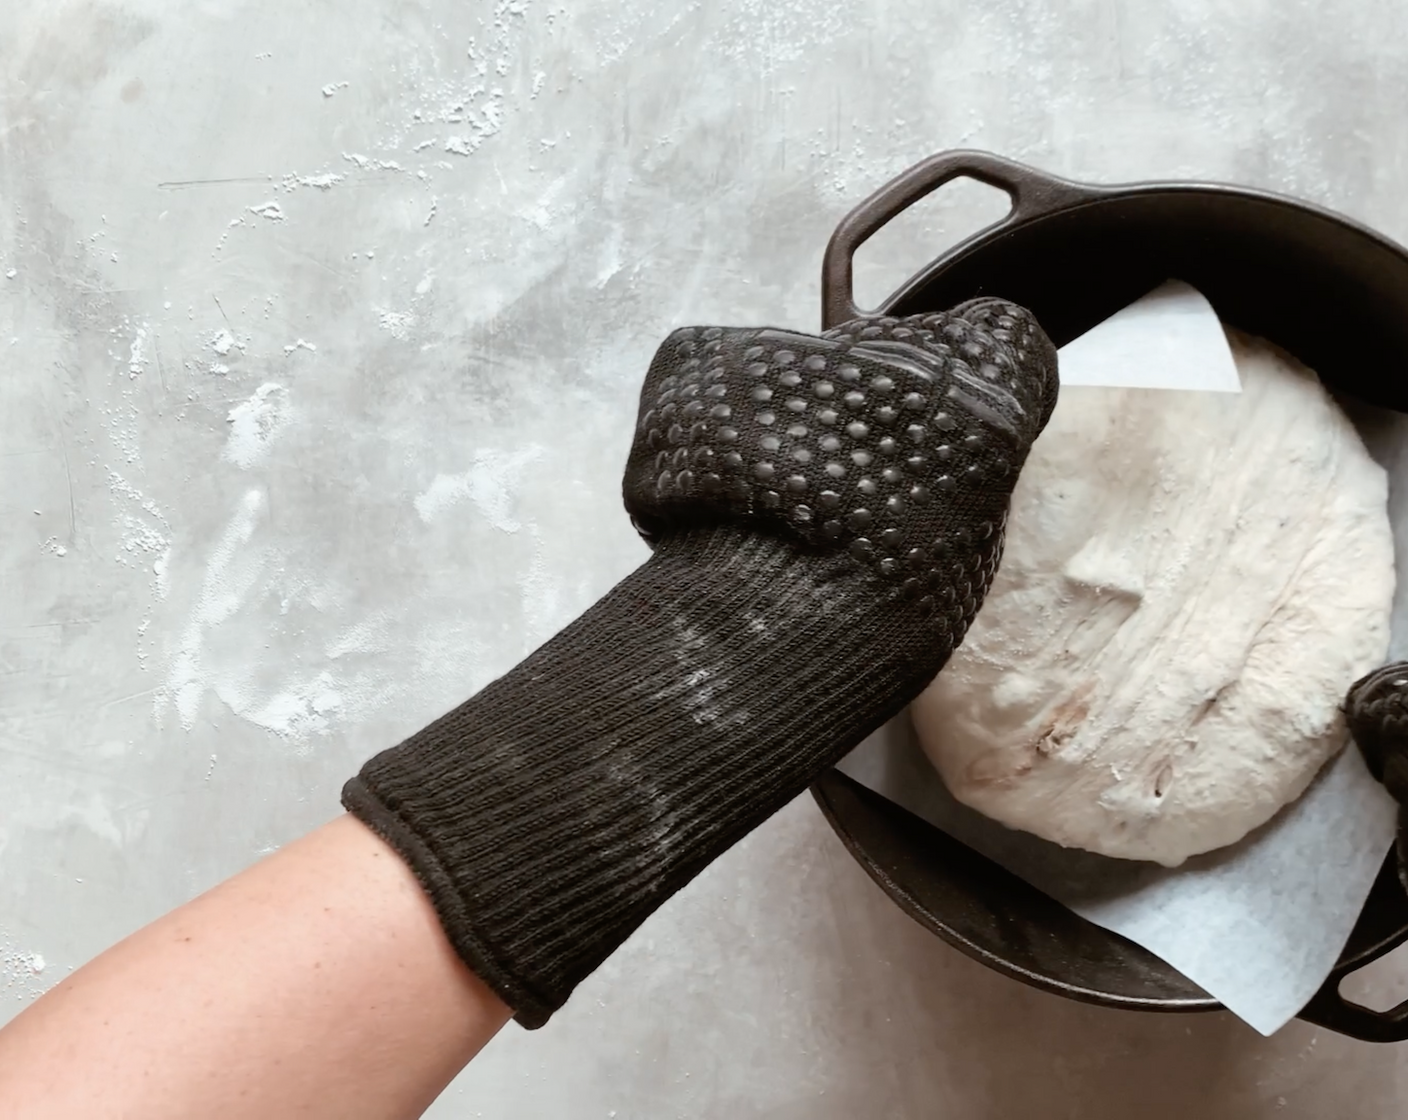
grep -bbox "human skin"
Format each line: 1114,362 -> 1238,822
0,813 -> 512,1120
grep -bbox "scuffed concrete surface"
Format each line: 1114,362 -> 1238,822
6,0 -> 1408,1115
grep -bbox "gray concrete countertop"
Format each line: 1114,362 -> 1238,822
5,1 -> 1408,1115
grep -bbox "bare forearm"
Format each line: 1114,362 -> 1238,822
0,814 -> 510,1120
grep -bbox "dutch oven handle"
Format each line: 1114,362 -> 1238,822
1299,665 -> 1408,1041
1299,966 -> 1408,1042
821,149 -> 1099,329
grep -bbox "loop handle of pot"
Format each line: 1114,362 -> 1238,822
821,149 -> 1099,329
1297,872 -> 1408,1045
1304,666 -> 1408,1042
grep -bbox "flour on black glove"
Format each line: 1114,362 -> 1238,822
342,300 -> 1059,1027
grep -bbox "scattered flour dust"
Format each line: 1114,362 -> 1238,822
224,383 -> 291,469
108,466 -> 172,672
247,200 -> 286,222
381,0 -> 531,165
2,935 -> 54,1005
245,673 -> 346,740
207,328 -> 244,375
207,2 -> 539,257
103,318 -> 172,668
157,491 -> 395,747
213,172 -> 340,251
376,309 -> 417,339
415,445 -> 543,532
164,488 -> 267,729
282,172 -> 343,191
126,322 -> 150,378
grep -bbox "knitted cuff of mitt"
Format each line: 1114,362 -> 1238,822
342,300 -> 1058,1028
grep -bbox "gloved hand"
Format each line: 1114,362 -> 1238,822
1345,662 -> 1408,891
1347,663 -> 1408,804
342,299 -> 1059,1027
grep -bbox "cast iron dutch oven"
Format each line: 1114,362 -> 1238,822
812,149 -> 1408,1042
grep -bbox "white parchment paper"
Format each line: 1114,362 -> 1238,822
835,283 -> 1405,1035
1059,280 -> 1243,391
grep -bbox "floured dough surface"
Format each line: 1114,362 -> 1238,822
912,332 -> 1395,866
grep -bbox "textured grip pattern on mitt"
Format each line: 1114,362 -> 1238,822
623,300 -> 1058,631
1347,662 -> 1408,803
1344,661 -> 1408,892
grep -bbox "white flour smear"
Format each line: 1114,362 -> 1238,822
415,444 -> 543,532
163,489 -> 267,730
247,200 -> 286,222
100,321 -> 172,669
126,322 -> 150,378
157,492 -> 401,747
376,309 -> 417,339
224,383 -> 291,469
2,934 -> 54,1006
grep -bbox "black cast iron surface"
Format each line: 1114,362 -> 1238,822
813,149 -> 1408,1042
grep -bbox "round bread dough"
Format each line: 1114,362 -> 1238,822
912,331 -> 1395,866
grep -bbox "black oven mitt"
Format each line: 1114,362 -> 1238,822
341,299 -> 1059,1027
1345,663 -> 1408,890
